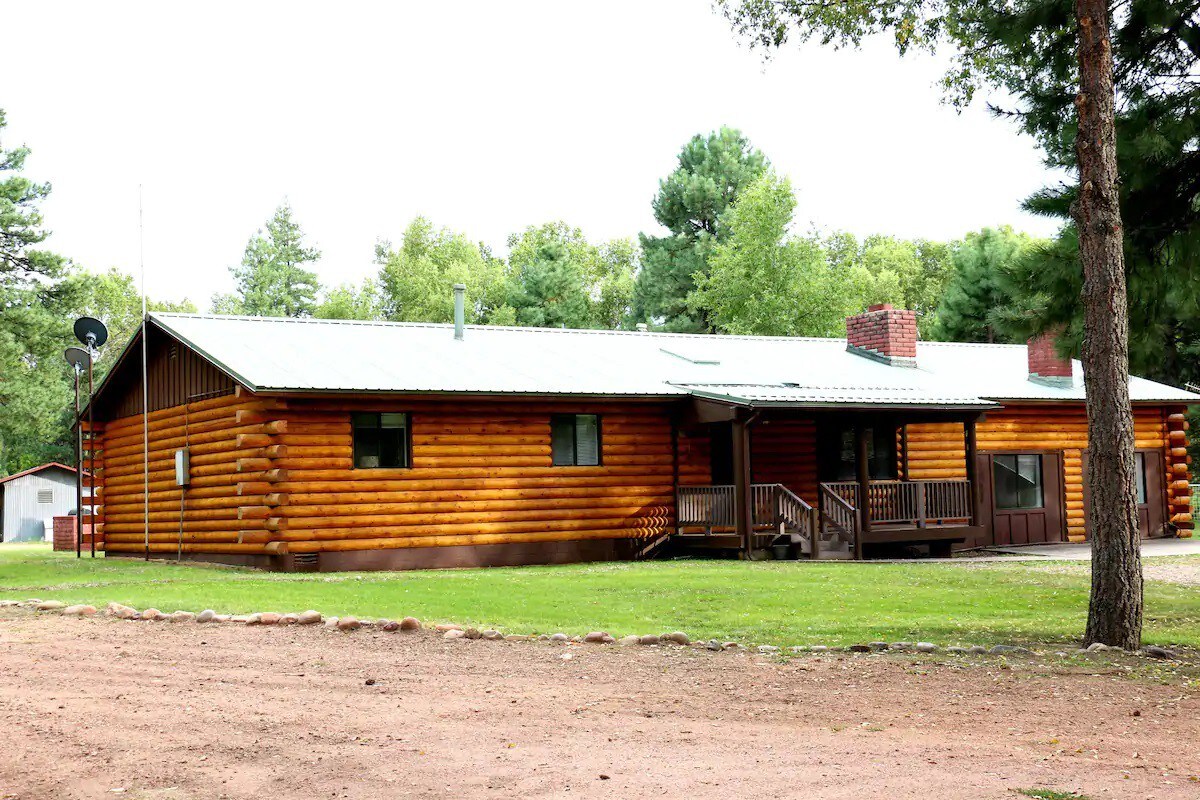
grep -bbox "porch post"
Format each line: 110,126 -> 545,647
964,416 -> 980,526
854,424 -> 870,560
731,413 -> 754,558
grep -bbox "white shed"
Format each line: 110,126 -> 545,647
0,463 -> 90,542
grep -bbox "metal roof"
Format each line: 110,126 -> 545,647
147,313 -> 1200,408
0,462 -> 80,485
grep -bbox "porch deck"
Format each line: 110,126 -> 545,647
674,479 -> 980,559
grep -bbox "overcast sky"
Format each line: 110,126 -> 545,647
4,1 -> 1064,307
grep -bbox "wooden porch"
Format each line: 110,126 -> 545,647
670,403 -> 985,560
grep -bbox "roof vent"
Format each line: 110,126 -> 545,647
635,323 -> 648,332
453,284 -> 466,341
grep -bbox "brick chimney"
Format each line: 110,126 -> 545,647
1027,329 -> 1073,386
845,304 -> 917,367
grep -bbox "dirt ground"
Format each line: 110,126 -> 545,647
1,613 -> 1197,800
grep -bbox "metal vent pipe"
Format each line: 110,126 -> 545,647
453,283 -> 466,340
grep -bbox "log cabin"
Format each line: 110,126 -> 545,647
80,295 -> 1198,571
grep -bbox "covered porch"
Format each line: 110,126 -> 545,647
671,394 -> 989,560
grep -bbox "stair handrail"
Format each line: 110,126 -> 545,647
819,482 -> 859,550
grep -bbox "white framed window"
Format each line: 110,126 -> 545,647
551,414 -> 601,466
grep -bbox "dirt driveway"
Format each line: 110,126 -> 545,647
1,613 -> 1196,800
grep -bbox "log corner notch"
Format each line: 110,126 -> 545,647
234,396 -> 291,549
1166,411 -> 1192,537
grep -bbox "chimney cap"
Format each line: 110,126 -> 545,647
452,283 -> 466,291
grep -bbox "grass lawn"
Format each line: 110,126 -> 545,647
2,542 -> 1198,648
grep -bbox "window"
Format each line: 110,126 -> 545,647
817,424 -> 898,482
352,412 -> 410,469
551,414 -> 600,466
994,454 -> 1044,509
37,489 -> 53,504
1135,452 -> 1147,505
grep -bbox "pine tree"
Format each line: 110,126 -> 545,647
215,201 -> 321,317
634,127 -> 768,332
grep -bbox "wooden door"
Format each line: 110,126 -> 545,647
987,452 -> 1064,546
1081,449 -> 1166,539
709,422 -> 734,485
969,452 -> 995,549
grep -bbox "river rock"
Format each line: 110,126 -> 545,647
946,646 -> 970,655
583,631 -> 612,644
638,634 -> 660,645
549,633 -> 570,643
869,642 -> 889,651
849,644 -> 872,653
915,642 -> 938,653
296,610 -> 322,625
757,645 -> 779,654
169,611 -> 195,623
398,616 -> 421,632
336,616 -> 361,631
435,623 -> 462,632
196,609 -> 217,623
506,634 -> 532,642
664,632 -> 689,645
967,645 -> 987,655
809,645 -> 828,653
991,644 -> 1033,655
62,604 -> 98,617
140,608 -> 164,621
482,629 -> 504,640
463,627 -> 482,640
35,600 -> 66,611
106,602 -> 138,619
443,628 -> 466,639
618,635 -> 640,646
379,620 -> 400,632
279,613 -> 298,625
259,612 -> 282,625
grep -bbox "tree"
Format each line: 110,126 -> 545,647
634,127 -> 768,331
214,201 -> 321,317
376,217 -> 509,324
932,226 -> 1046,343
314,280 -> 383,321
0,109 -> 68,291
506,223 -> 593,329
690,173 -> 864,336
718,0 -> 1144,647
593,239 -> 637,330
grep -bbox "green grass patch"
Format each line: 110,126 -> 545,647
1016,790 -> 1091,800
3,543 -> 1199,648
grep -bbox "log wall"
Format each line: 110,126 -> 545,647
94,393 -> 677,561
905,404 -> 1190,541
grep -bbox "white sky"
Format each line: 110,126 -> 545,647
4,1 -> 1063,308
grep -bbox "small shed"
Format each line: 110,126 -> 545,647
0,463 -> 89,542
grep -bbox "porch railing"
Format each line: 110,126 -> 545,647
822,479 -> 972,527
676,483 -> 817,542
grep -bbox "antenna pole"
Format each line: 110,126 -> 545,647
74,367 -> 82,559
140,185 -> 149,562
87,352 -> 96,557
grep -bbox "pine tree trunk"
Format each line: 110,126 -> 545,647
1074,0 -> 1142,649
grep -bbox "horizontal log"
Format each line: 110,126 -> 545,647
278,514 -> 671,543
279,495 -> 672,519
284,527 -> 665,554
282,503 -> 672,530
286,485 -> 673,504
105,542 -> 269,555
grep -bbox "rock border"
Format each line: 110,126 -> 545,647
4,600 -> 1183,662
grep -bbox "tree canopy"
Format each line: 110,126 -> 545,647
634,127 -> 768,332
212,202 -> 321,317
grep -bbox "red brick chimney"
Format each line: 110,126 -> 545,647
1027,330 -> 1073,385
845,304 -> 918,367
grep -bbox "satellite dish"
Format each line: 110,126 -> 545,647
74,316 -> 109,348
64,346 -> 91,371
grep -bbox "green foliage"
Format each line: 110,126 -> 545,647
690,173 -> 862,336
0,109 -> 68,289
635,127 -> 768,331
506,223 -> 593,329
506,222 -> 636,330
213,202 -> 321,317
314,280 -> 383,321
932,226 -> 1047,343
376,217 -> 508,324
